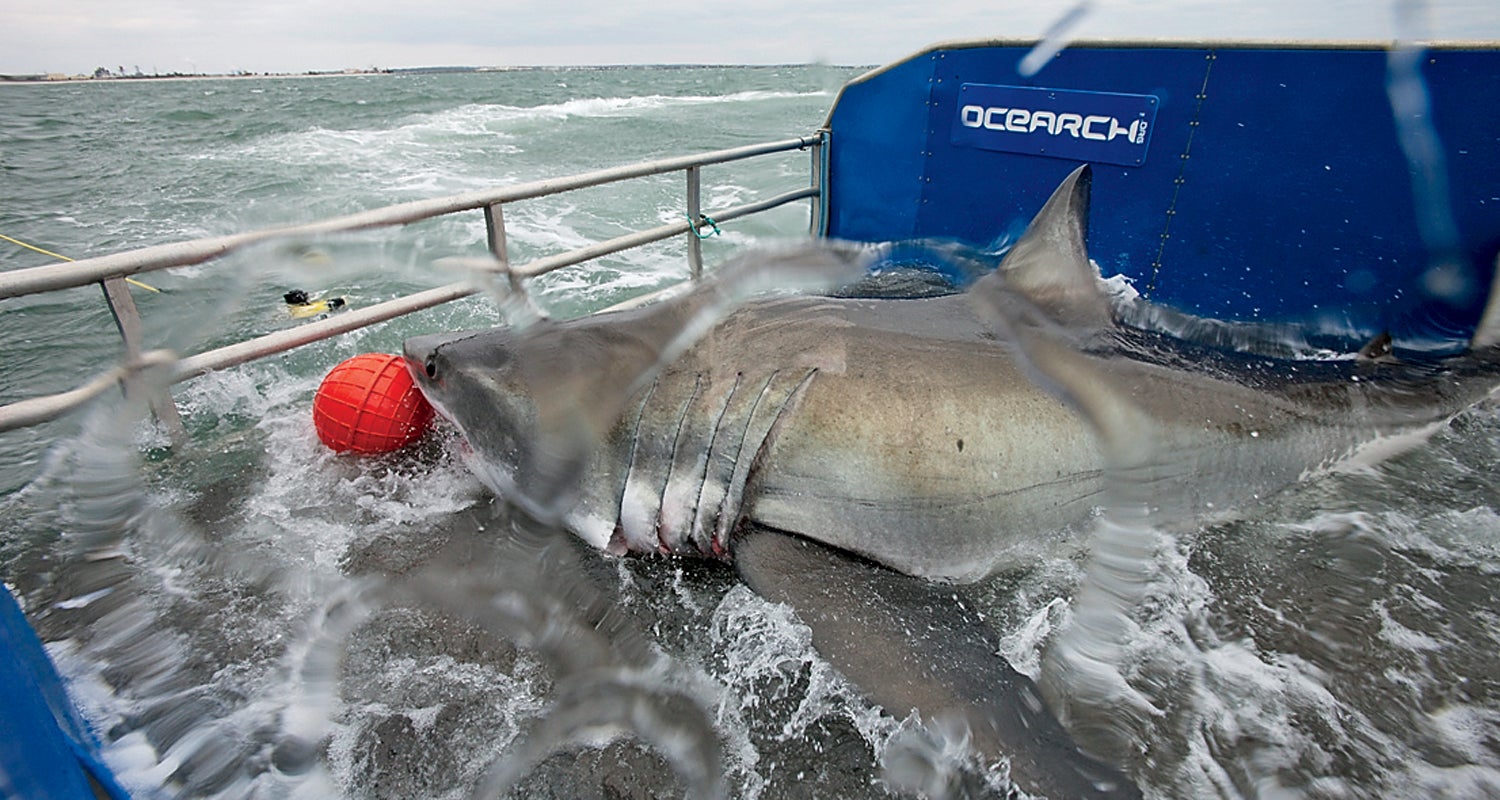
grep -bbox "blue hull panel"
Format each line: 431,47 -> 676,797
825,41 -> 1500,348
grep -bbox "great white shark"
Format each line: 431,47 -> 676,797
403,165 -> 1500,799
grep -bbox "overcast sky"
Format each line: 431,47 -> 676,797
2,0 -> 1496,75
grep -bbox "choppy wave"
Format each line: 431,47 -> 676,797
222,88 -> 825,166
475,89 -> 831,121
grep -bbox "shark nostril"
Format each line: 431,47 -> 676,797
425,357 -> 439,381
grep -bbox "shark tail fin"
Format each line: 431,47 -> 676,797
1470,251 -> 1500,351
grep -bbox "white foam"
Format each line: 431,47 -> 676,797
470,90 -> 828,123
997,596 -> 1069,679
706,584 -> 881,795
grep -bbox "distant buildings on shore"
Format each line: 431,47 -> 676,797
0,66 -> 395,83
1,64 -> 838,83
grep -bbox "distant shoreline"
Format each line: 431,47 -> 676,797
0,63 -> 846,86
0,68 -> 394,85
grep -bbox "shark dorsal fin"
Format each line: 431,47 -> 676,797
981,164 -> 1112,330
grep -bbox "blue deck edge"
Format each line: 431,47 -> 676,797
2,585 -> 130,799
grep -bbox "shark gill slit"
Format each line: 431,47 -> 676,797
720,367 -> 820,550
707,370 -> 784,551
611,376 -> 662,553
655,373 -> 705,553
656,370 -> 740,553
681,371 -> 744,556
694,370 -> 777,556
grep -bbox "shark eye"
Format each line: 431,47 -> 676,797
424,357 -> 439,381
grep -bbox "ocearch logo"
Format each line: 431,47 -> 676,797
958,105 -> 1147,145
950,83 -> 1159,167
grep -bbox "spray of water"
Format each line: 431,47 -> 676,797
1019,2 -> 1095,78
1387,0 -> 1468,302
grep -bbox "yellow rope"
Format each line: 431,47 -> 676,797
1,233 -> 163,293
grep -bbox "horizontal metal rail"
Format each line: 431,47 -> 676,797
0,136 -> 818,299
171,186 -> 817,382
0,351 -> 179,432
0,136 -> 825,434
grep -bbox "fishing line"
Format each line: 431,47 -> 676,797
0,232 -> 165,293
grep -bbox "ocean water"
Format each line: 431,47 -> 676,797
2,65 -> 1500,800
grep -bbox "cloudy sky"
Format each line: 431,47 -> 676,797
2,0 -> 1496,75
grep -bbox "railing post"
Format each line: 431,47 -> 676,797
686,165 -> 703,280
482,202 -> 524,294
809,132 -> 828,237
99,277 -> 186,441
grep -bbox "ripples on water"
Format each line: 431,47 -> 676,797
3,67 -> 1500,799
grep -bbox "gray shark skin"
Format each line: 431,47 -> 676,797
403,165 -> 1500,799
406,270 -> 1108,584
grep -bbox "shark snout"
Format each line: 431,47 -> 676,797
402,333 -> 447,385
401,331 -> 481,424
401,328 -> 524,431
403,330 -> 488,389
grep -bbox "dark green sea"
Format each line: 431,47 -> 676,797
2,66 -> 1499,799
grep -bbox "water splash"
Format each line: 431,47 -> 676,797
969,270 -> 1167,760
30,389 -> 280,797
31,383 -> 740,798
472,668 -> 726,800
879,714 -> 998,799
1018,2 -> 1095,78
1387,0 -> 1468,302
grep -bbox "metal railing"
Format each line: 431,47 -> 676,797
0,134 -> 827,435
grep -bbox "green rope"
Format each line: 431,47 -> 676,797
686,213 -> 721,240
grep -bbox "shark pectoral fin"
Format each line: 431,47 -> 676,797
733,527 -> 1141,800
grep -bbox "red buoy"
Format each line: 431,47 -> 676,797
313,353 -> 434,454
